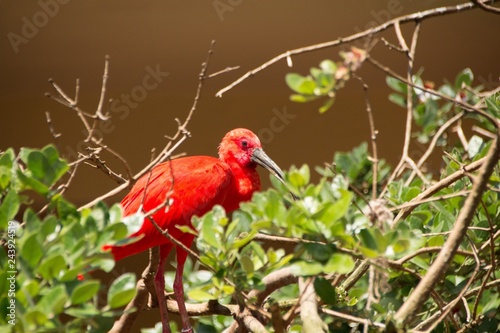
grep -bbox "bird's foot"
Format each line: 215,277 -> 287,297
181,327 -> 193,333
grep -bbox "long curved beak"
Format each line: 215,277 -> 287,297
251,148 -> 299,201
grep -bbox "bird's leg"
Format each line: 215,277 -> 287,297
174,236 -> 195,333
156,244 -> 173,333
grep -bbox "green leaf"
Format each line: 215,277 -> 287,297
285,73 -> 316,94
386,76 -> 406,93
290,261 -> 325,276
21,233 -> 44,268
27,151 -> 56,186
35,285 -> 68,316
71,280 -> 100,305
187,289 -> 214,302
388,93 -> 406,108
38,254 -> 66,280
467,135 -> 484,158
108,273 -> 137,308
319,59 -> 337,74
201,213 -> 220,249
314,277 -> 337,305
240,255 -> 255,277
16,168 -> 49,194
56,197 -> 78,219
286,73 -> 306,93
323,253 -> 355,274
316,189 -> 352,227
290,94 -> 318,103
484,94 -> 500,117
455,68 -> 473,89
25,309 -> 48,326
319,98 -> 335,113
0,190 -> 19,229
64,303 -> 100,318
0,148 -> 15,190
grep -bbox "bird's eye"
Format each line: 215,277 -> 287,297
241,140 -> 248,148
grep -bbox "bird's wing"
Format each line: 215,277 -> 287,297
111,156 -> 233,260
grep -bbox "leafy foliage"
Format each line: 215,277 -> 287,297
0,146 -> 136,333
285,47 -> 366,113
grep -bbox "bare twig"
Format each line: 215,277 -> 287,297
395,246 -> 474,265
357,78 -> 379,200
206,65 -> 240,79
379,21 -> 422,197
321,308 -> 385,329
389,190 -> 470,212
405,111 -> 465,185
471,0 -> 500,14
45,111 -> 62,151
95,55 -> 110,121
80,40 -> 217,210
84,147 -> 127,184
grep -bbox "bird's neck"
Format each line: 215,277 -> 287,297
226,161 -> 261,209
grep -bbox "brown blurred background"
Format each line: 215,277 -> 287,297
1,1 -> 499,207
1,1 -> 499,330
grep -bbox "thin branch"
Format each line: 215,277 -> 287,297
405,111 -> 465,185
393,20 -> 409,54
45,111 -> 62,151
95,55 -> 110,121
389,190 -> 470,212
479,199 -> 497,278
321,308 -> 385,329
206,65 -> 240,79
356,78 -> 379,200
84,147 -> 127,184
216,1 -> 479,97
471,0 -> 500,14
380,21 -> 422,197
472,266 -> 493,320
395,246 -> 474,265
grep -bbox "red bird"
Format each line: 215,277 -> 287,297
106,128 -> 291,333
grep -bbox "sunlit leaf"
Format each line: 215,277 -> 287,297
108,273 -> 137,308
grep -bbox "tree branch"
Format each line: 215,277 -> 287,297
109,247 -> 160,333
471,0 -> 500,14
298,277 -> 327,333
216,1 -> 480,97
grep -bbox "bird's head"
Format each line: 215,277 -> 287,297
218,128 -> 285,181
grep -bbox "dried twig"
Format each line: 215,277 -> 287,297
379,21 -> 422,197
80,40 -> 217,209
471,0 -> 500,14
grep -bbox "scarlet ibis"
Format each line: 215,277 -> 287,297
106,128 -> 292,333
